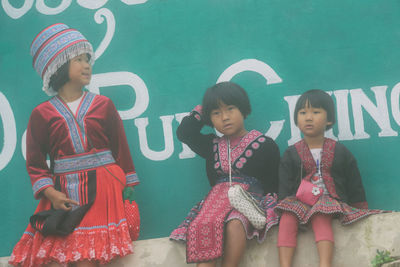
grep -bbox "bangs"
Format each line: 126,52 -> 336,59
202,82 -> 251,126
296,94 -> 325,110
294,89 -> 336,130
204,89 -> 242,111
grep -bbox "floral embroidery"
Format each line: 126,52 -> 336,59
54,149 -> 115,174
251,142 -> 260,149
10,221 -> 134,266
245,150 -> 253,157
213,144 -> 218,152
214,130 -> 265,174
236,162 -> 244,169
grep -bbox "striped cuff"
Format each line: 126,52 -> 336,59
191,105 -> 203,122
33,177 -> 54,199
126,172 -> 139,186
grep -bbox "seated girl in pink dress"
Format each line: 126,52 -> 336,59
170,81 -> 280,267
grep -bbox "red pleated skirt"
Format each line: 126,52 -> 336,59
9,164 -> 135,267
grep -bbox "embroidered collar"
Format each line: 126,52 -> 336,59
49,92 -> 96,154
214,130 -> 267,174
295,138 -> 339,198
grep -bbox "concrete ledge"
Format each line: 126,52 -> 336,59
1,213 -> 399,267
383,260 -> 400,267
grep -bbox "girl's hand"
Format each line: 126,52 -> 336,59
123,186 -> 135,200
43,187 -> 79,211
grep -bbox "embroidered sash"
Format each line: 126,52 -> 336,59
294,138 -> 339,199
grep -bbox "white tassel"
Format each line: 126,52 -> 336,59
41,42 -> 94,96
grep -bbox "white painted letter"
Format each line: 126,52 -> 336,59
77,0 -> 108,9
22,130 -> 26,160
350,86 -> 397,139
94,8 -> 115,60
0,92 -> 16,171
217,59 -> 282,85
36,0 -> 71,15
134,116 -> 175,161
334,89 -> 353,140
120,0 -> 148,4
217,59 -> 285,140
1,0 -> 33,19
88,72 -> 149,120
391,82 -> 400,127
265,120 -> 285,140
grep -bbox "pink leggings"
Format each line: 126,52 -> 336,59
277,212 -> 334,247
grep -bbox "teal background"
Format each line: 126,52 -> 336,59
1,0 -> 400,257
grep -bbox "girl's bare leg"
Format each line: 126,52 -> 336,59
316,240 -> 333,267
197,261 -> 217,267
221,219 -> 246,267
279,247 -> 296,267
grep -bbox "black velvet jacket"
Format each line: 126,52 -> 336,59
176,107 -> 280,194
278,140 -> 368,208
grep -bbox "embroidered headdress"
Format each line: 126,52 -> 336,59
30,23 -> 94,96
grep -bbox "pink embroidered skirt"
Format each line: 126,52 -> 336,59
170,177 -> 279,263
275,194 -> 385,225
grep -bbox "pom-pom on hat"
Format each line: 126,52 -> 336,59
30,23 -> 94,96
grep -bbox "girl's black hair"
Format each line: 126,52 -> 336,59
48,61 -> 70,92
48,53 -> 92,92
294,89 -> 336,130
202,81 -> 251,126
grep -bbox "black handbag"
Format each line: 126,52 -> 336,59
30,170 -> 96,236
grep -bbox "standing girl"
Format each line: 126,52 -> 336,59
9,23 -> 139,267
170,82 -> 280,267
276,89 -> 383,267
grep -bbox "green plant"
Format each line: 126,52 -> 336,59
371,249 -> 395,267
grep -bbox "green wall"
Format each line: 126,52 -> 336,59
1,0 -> 400,256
